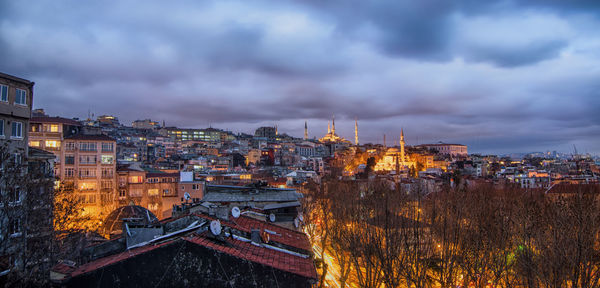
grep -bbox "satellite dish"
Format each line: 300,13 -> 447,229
269,213 -> 276,222
294,217 -> 300,228
210,220 -> 222,236
298,213 -> 304,222
231,206 -> 241,218
184,192 -> 191,201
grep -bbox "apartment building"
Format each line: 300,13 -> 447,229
0,72 -> 33,154
117,166 -> 180,219
29,116 -> 82,177
0,72 -> 54,282
62,134 -> 117,218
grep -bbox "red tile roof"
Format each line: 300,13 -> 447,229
57,214 -> 317,282
51,263 -> 77,275
67,240 -> 175,278
192,213 -> 312,252
186,232 -> 317,280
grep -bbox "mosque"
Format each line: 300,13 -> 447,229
318,115 -> 352,144
373,129 -> 416,172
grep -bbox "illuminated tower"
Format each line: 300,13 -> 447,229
327,121 -> 331,134
354,117 -> 359,145
304,121 -> 308,140
400,128 -> 405,163
275,125 -> 278,136
383,134 -> 386,147
331,114 -> 336,135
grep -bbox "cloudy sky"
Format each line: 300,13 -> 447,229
1,0 -> 599,154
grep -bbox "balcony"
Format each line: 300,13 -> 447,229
79,174 -> 97,178
101,174 -> 114,179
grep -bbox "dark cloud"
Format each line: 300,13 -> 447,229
464,39 -> 567,67
1,0 -> 599,154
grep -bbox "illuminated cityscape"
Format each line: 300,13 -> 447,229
1,1 -> 600,287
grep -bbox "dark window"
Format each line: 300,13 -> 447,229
65,155 -> 75,165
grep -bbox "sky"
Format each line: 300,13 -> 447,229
1,0 -> 599,155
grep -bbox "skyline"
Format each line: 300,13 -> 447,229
1,0 -> 599,154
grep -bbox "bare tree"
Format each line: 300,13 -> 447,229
0,144 -> 54,286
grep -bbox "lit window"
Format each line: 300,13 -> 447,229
0,85 -> 7,102
45,140 -> 60,148
101,155 -> 114,164
15,88 -> 26,105
79,182 -> 97,191
11,122 -> 23,139
148,189 -> 159,196
148,203 -> 158,211
29,140 -> 40,147
129,176 -> 143,183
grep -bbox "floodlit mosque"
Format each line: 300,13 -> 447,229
318,115 -> 352,144
373,128 -> 416,172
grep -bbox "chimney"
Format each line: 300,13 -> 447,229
251,229 -> 261,244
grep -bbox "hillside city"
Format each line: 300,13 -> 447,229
1,71 -> 600,287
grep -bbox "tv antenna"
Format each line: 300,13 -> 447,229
184,192 -> 191,202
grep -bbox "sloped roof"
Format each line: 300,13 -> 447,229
187,232 -> 317,280
192,213 -> 311,252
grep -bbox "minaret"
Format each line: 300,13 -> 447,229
304,121 -> 308,140
331,114 -> 336,135
275,125 -> 278,136
400,128 -> 405,163
327,121 -> 331,134
354,117 -> 359,145
383,134 -> 386,148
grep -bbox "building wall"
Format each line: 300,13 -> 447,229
0,73 -> 33,155
117,171 -> 180,219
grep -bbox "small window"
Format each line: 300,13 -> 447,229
101,142 -> 113,152
0,85 -> 7,102
101,155 -> 114,164
65,155 -> 75,165
15,88 -> 27,105
9,188 -> 21,203
148,189 -> 159,196
0,119 -> 4,136
11,122 -> 23,139
9,218 -> 21,235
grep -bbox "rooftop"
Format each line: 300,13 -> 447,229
31,116 -> 81,126
65,134 -> 115,141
